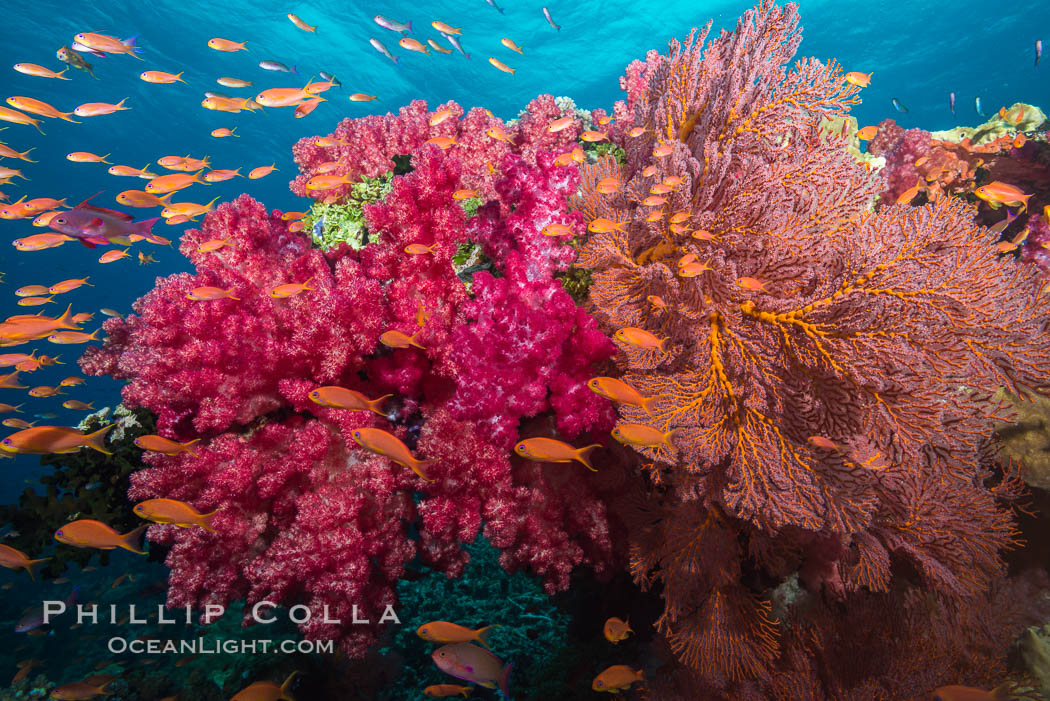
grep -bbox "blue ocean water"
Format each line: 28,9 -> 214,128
0,1 -> 1048,696
1,1 -> 1048,500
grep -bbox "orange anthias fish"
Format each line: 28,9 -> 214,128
11,659 -> 41,684
62,401 -> 94,411
592,665 -> 644,693
49,675 -> 117,700
614,327 -> 667,352
588,217 -> 628,233
351,427 -> 437,481
230,671 -> 298,701
423,685 -> 473,698
603,617 -> 633,643
145,170 -> 209,193
417,621 -> 497,649
500,37 -> 524,54
0,106 -> 45,133
432,20 -> 461,34
380,329 -> 425,349
75,31 -> 142,57
844,71 -> 872,87
140,70 -> 185,84
186,286 -> 239,301
133,499 -> 218,531
309,386 -> 391,414
49,277 -> 92,294
67,151 -> 111,163
0,143 -> 36,161
98,249 -> 130,263
1,424 -> 113,455
134,434 -> 201,456
208,37 -> 248,52
14,62 -> 70,79
488,57 -> 515,74
211,127 -> 239,138
541,223 -> 573,237
405,243 -> 438,255
587,377 -> 655,414
548,116 -> 574,133
54,520 -> 147,553
432,644 -> 511,698
249,164 -> 278,179
0,544 -> 51,579
74,98 -> 130,117
514,437 -> 601,471
611,423 -> 676,450
203,168 -> 242,183
6,96 -> 79,122
974,181 -> 1032,211
269,278 -> 316,298
288,13 -> 316,32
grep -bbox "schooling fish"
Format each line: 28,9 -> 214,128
230,671 -> 298,701
318,71 -> 341,87
543,7 -> 560,31
50,675 -> 115,700
975,97 -> 985,116
259,60 -> 297,73
16,588 -> 77,632
949,91 -> 955,115
47,193 -> 159,248
483,0 -> 505,13
54,520 -> 147,553
374,15 -> 412,33
370,37 -> 399,64
443,33 -> 469,59
0,544 -> 50,579
1036,40 -> 1043,68
891,98 -> 908,113
432,644 -> 511,698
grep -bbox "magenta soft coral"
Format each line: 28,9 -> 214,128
83,140 -> 625,655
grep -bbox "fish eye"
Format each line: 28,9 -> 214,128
56,218 -> 64,224
56,530 -> 63,536
596,681 -> 604,687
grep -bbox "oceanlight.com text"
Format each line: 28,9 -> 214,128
107,637 -> 335,655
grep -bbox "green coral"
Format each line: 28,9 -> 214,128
0,405 -> 155,577
555,266 -> 593,303
377,536 -> 573,700
304,172 -> 394,251
458,196 -> 483,218
451,240 -> 497,293
587,142 -> 626,164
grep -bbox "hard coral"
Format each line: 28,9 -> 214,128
579,0 -> 1050,686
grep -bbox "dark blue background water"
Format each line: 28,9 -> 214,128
1,0 -> 1048,499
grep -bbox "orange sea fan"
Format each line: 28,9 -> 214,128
578,0 -> 1050,684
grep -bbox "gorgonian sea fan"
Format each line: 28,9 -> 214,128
578,0 -> 1050,680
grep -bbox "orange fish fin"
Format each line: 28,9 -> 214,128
663,429 -> 678,451
25,557 -> 52,580
409,458 -> 439,482
369,394 -> 393,416
474,624 -> 500,650
181,437 -> 202,458
641,395 -> 658,416
121,524 -> 148,554
280,670 -> 299,700
83,423 -> 116,455
198,508 -> 220,533
573,444 -> 602,472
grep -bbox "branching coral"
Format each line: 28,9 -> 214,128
577,0 -> 1050,684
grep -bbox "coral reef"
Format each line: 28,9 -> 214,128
79,137 -> 630,657
303,172 -> 393,250
575,0 -> 1050,691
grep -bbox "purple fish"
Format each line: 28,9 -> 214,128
259,60 -> 297,74
949,91 -> 955,115
48,193 -> 159,249
442,33 -> 470,60
370,37 -> 398,64
543,7 -> 560,31
483,0 -> 504,13
374,15 -> 411,33
1037,40 -> 1043,68
433,643 -> 511,700
17,588 -> 78,632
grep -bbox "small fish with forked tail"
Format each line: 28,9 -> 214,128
56,46 -> 96,79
